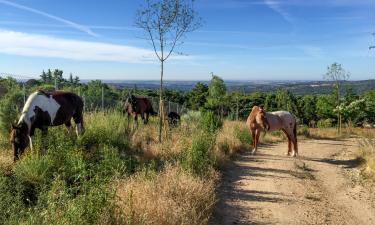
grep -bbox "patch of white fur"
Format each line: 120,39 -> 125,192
18,91 -> 61,130
76,123 -> 83,136
266,111 -> 295,132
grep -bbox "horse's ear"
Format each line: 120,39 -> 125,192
11,122 -> 18,130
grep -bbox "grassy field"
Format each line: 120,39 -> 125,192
0,110 -> 257,224
1,110 -> 374,225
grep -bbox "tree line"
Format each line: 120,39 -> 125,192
0,68 -> 374,136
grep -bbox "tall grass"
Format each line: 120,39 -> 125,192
1,109 -> 312,225
117,165 -> 218,225
358,137 -> 375,182
0,110 -> 135,225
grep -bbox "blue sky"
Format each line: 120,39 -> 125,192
0,0 -> 374,80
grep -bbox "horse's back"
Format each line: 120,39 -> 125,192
267,111 -> 296,131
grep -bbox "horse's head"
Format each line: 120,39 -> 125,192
10,122 -> 29,161
255,108 -> 270,131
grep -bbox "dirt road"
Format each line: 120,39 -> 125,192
213,139 -> 375,225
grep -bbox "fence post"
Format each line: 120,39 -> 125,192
101,86 -> 104,110
54,77 -> 58,90
22,82 -> 26,105
82,95 -> 86,112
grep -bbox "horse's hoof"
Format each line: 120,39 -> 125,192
251,150 -> 257,155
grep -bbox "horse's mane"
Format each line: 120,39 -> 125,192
247,106 -> 265,125
36,89 -> 51,97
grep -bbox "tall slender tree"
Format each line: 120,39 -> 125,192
135,0 -> 202,142
324,62 -> 350,134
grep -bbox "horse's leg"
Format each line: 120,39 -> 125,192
134,115 -> 138,129
145,112 -> 149,124
65,120 -> 73,135
250,128 -> 256,154
141,112 -> 146,124
73,111 -> 84,136
252,129 -> 261,155
291,130 -> 298,157
282,129 -> 292,156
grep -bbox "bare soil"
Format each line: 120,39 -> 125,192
213,139 -> 375,225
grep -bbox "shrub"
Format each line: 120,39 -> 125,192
234,125 -> 252,145
297,125 -> 310,137
199,111 -> 223,133
182,132 -> 215,177
0,91 -> 24,136
317,119 -> 334,128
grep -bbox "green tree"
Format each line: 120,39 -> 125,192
74,76 -> 80,85
135,0 -> 202,142
53,69 -> 65,89
46,69 -> 53,84
299,95 -> 317,125
205,75 -> 227,117
40,70 -> 47,83
363,90 -> 375,123
264,93 -> 277,112
188,82 -> 208,110
275,89 -> 298,114
316,95 -> 335,121
324,62 -> 350,133
69,73 -> 74,84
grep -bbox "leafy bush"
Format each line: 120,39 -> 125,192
317,119 -> 334,128
234,125 -> 252,145
182,132 -> 215,177
297,125 -> 310,137
0,91 -> 24,136
199,110 -> 223,133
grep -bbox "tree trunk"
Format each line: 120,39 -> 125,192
158,59 -> 164,142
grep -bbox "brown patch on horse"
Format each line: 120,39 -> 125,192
51,91 -> 84,126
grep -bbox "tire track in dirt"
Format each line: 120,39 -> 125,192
213,139 -> 375,225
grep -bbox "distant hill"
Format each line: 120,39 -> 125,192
104,79 -> 375,95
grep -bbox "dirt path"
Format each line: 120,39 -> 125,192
213,139 -> 375,225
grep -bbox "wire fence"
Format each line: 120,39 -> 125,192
1,73 -> 188,116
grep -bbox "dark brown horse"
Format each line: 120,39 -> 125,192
10,90 -> 84,161
123,95 -> 157,126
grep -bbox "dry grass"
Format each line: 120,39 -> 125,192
116,165 -> 218,225
130,119 -> 196,164
358,138 -> 375,182
0,135 -> 12,168
308,127 -> 375,140
214,121 -> 249,165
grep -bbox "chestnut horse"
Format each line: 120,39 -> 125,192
123,95 -> 157,126
10,90 -> 84,161
246,106 -> 298,157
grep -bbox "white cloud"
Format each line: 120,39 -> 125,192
0,29 -> 158,63
0,0 -> 97,36
263,0 -> 293,24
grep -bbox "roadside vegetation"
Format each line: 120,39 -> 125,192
1,66 -> 375,224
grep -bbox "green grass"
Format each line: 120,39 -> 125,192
0,109 -> 223,225
0,110 -> 136,225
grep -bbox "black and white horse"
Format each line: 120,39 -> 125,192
10,90 -> 84,161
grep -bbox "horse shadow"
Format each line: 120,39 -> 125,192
300,156 -> 362,169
